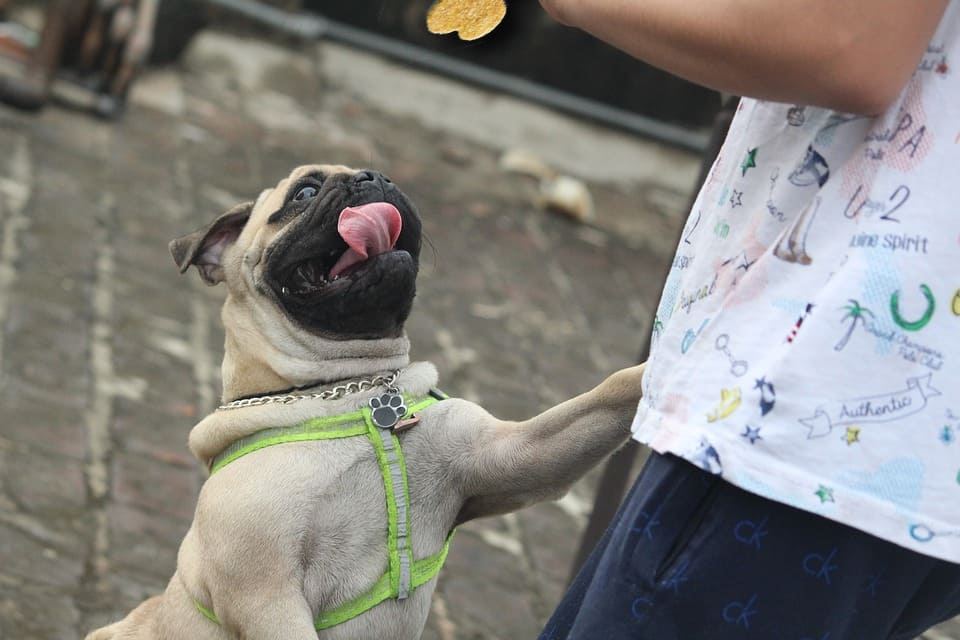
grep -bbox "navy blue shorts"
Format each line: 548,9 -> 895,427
540,452 -> 960,640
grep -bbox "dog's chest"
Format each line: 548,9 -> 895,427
187,408 -> 458,639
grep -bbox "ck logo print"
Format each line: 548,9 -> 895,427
722,593 -> 760,629
631,596 -> 654,622
803,547 -> 839,584
662,559 -> 691,594
863,570 -> 886,597
631,503 -> 664,540
734,515 -> 770,549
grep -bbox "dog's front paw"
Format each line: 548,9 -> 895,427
370,393 -> 408,429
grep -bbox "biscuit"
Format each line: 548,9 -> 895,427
426,0 -> 507,41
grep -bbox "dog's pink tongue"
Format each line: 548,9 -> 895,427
329,202 -> 403,278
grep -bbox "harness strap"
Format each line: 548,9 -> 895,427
210,411 -> 369,474
314,530 -> 455,631
369,419 -> 414,598
193,533 -> 455,631
194,391 -> 454,630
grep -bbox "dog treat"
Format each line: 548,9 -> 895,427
499,149 -> 556,182
426,0 -> 507,41
539,175 -> 595,223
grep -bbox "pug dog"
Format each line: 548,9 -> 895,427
86,164 -> 645,640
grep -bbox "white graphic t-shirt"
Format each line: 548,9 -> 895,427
633,2 -> 960,563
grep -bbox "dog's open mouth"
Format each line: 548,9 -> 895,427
284,202 -> 404,295
265,183 -> 421,338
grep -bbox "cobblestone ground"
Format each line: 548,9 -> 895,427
0,26 -> 956,640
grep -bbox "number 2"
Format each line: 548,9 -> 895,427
880,185 -> 910,223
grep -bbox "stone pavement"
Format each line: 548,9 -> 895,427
0,25 -> 956,640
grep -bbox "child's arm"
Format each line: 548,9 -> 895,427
539,0 -> 949,114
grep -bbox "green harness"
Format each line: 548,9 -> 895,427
193,390 -> 454,631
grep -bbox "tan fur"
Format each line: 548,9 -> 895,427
86,166 -> 645,640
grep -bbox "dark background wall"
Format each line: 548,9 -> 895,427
303,0 -> 721,128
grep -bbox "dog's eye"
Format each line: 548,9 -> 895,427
293,185 -> 318,202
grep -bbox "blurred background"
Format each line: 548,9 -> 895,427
0,1 -> 954,639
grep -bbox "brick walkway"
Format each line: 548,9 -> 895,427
0,26 -> 956,640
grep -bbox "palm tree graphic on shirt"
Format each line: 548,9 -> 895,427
834,299 -> 876,351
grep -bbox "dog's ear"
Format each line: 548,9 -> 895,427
169,202 -> 253,285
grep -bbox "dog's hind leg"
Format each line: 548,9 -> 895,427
215,589 -> 318,640
84,595 -> 163,640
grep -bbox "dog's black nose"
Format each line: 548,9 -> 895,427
353,170 -> 392,185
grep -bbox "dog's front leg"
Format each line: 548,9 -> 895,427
452,363 -> 645,523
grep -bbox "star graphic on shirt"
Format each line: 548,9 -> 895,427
741,148 -> 758,176
741,425 -> 762,444
844,426 -> 861,446
815,485 -> 835,504
730,190 -> 743,208
754,377 -> 768,390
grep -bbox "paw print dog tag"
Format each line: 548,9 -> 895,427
370,393 -> 420,432
426,0 -> 507,41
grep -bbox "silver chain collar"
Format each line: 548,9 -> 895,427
216,370 -> 401,411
